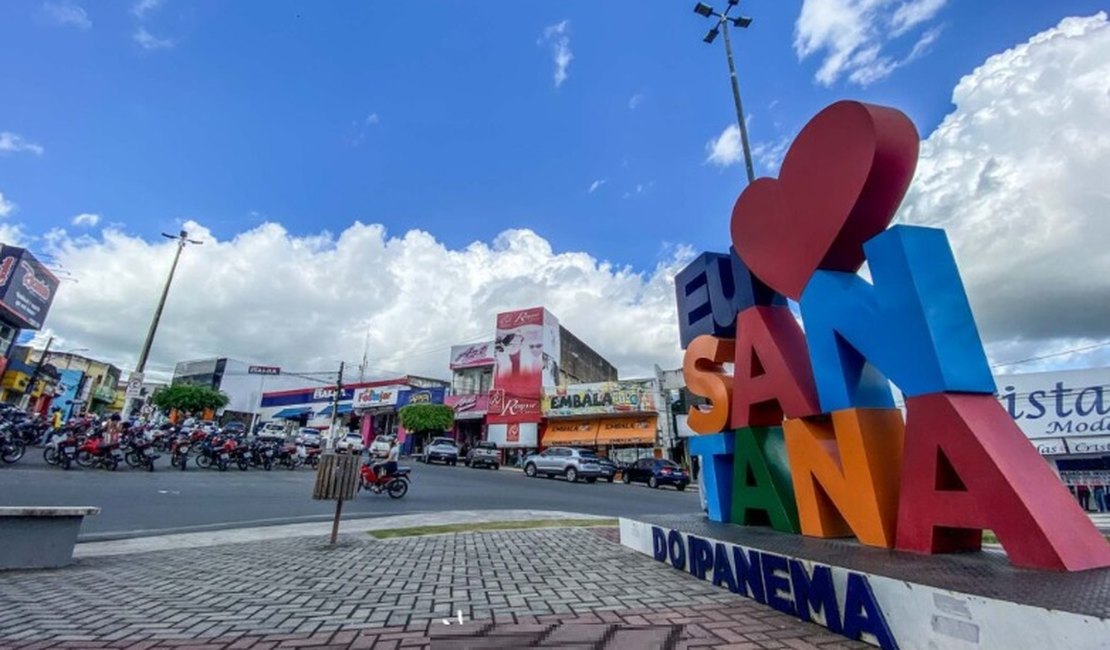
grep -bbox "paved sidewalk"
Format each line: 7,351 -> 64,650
0,526 -> 865,649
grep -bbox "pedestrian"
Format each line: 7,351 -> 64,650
50,407 -> 63,430
1094,483 -> 1108,513
105,413 -> 123,446
1076,483 -> 1092,511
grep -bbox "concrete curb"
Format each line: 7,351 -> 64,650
74,509 -> 611,558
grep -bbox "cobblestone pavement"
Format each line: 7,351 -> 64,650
0,528 -> 866,649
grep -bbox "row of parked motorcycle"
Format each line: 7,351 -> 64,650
0,407 -> 325,472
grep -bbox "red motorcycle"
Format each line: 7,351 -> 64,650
358,461 -> 410,498
75,435 -> 122,471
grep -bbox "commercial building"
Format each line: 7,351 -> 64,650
1,348 -> 121,417
447,307 -> 620,465
172,357 -> 307,423
0,245 -> 61,407
540,379 -> 666,465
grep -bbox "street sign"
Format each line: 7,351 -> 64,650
248,365 -> 281,375
125,372 -> 144,398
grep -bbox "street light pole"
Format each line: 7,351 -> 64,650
122,230 -> 201,419
694,1 -> 757,184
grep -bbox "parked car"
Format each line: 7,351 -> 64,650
465,441 -> 499,469
296,427 -> 322,447
336,433 -> 365,454
523,447 -> 602,483
257,422 -> 287,441
424,437 -> 459,465
622,458 -> 689,490
222,421 -> 247,436
592,455 -> 619,483
199,421 -> 219,435
369,435 -> 394,459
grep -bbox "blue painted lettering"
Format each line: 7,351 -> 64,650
688,535 -> 714,580
733,547 -> 766,603
652,526 -> 667,562
788,560 -> 842,634
760,553 -> 795,616
843,574 -> 898,650
668,530 -> 686,571
712,543 -> 739,593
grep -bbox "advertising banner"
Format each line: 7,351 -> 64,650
396,387 -> 446,407
449,342 -> 495,369
445,393 -> 489,420
351,386 -> 401,410
54,368 -> 85,420
488,307 -> 560,424
543,381 -> 659,417
996,368 -> 1110,439
487,422 -> 538,448
0,246 -> 59,330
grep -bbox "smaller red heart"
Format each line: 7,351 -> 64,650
730,101 -> 919,300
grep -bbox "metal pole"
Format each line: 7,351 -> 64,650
721,18 -> 756,184
20,336 -> 54,411
327,362 -> 344,450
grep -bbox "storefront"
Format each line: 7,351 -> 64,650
540,380 -> 661,464
445,393 -> 488,450
998,368 -> 1110,512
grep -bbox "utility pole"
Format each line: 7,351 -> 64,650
694,1 -> 757,184
19,336 -> 54,411
327,361 -> 344,450
122,230 -> 202,420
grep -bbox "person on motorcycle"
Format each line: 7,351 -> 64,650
370,441 -> 400,493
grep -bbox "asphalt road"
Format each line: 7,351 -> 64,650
0,449 -> 701,540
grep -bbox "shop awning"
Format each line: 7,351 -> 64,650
542,420 -> 599,447
316,403 -> 353,418
595,417 -> 656,446
272,407 -> 311,419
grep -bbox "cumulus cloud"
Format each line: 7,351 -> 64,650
794,0 -> 947,86
134,27 -> 174,50
588,179 -> 606,193
0,192 -> 16,218
539,20 -> 573,88
43,1 -> 91,29
32,223 -> 691,383
897,12 -> 1110,370
0,132 -> 44,156
132,0 -> 163,19
705,124 -> 743,167
628,94 -> 644,110
71,213 -> 101,227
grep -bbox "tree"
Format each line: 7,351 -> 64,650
150,384 -> 230,414
398,403 -> 454,432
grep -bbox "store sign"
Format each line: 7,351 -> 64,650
0,246 -> 59,330
352,387 -> 399,408
543,381 -> 658,417
489,307 -> 560,424
488,422 -> 537,448
1034,438 -> 1068,456
1066,435 -> 1110,455
445,393 -> 489,419
248,365 -> 281,375
486,388 -> 541,424
996,368 -> 1110,439
449,342 -> 495,369
396,387 -> 446,407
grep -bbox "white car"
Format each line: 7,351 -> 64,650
257,422 -> 287,441
369,436 -> 394,459
296,427 -> 322,447
336,433 -> 365,454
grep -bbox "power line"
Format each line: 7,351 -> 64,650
992,342 -> 1110,369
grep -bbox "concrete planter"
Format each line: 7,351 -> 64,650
0,507 -> 100,570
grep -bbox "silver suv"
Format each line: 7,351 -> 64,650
523,447 -> 602,483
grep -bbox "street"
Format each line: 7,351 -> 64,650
0,452 -> 700,540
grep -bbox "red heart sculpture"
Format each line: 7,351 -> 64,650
730,101 -> 919,300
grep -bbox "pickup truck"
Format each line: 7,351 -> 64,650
465,442 -> 499,470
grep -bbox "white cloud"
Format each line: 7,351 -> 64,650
705,124 -> 743,167
794,0 -> 947,86
752,136 -> 791,175
132,0 -> 163,19
588,179 -> 606,193
0,132 -> 44,156
540,20 -> 573,88
628,94 -> 644,110
71,213 -> 101,227
364,113 -> 380,126
897,12 -> 1110,370
30,223 -> 692,382
43,1 -> 91,29
134,27 -> 174,50
0,192 -> 15,218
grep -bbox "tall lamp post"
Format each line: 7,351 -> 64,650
694,1 -> 757,185
122,230 -> 202,419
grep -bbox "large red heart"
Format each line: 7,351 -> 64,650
730,101 -> 919,300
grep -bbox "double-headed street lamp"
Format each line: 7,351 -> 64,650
121,230 -> 202,419
695,1 -> 757,185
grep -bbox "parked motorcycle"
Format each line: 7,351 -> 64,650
247,439 -> 275,471
43,430 -> 80,470
123,434 -> 160,472
274,443 -> 304,470
358,461 -> 411,498
194,436 -> 231,471
169,435 -> 190,471
0,429 -> 26,465
75,435 -> 122,471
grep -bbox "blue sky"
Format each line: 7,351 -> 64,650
3,1 -> 1109,380
2,0 -> 1104,270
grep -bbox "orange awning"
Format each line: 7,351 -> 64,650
595,417 -> 656,446
542,420 -> 599,447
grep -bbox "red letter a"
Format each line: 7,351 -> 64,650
895,393 -> 1110,571
731,306 -> 821,429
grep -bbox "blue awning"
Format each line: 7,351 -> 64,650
316,403 -> 353,418
272,407 -> 312,419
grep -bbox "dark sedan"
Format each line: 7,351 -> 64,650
592,456 -> 619,483
622,458 -> 689,490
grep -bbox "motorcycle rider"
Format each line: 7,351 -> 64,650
370,441 -> 400,493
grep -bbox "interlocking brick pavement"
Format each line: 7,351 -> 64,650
0,528 -> 867,649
